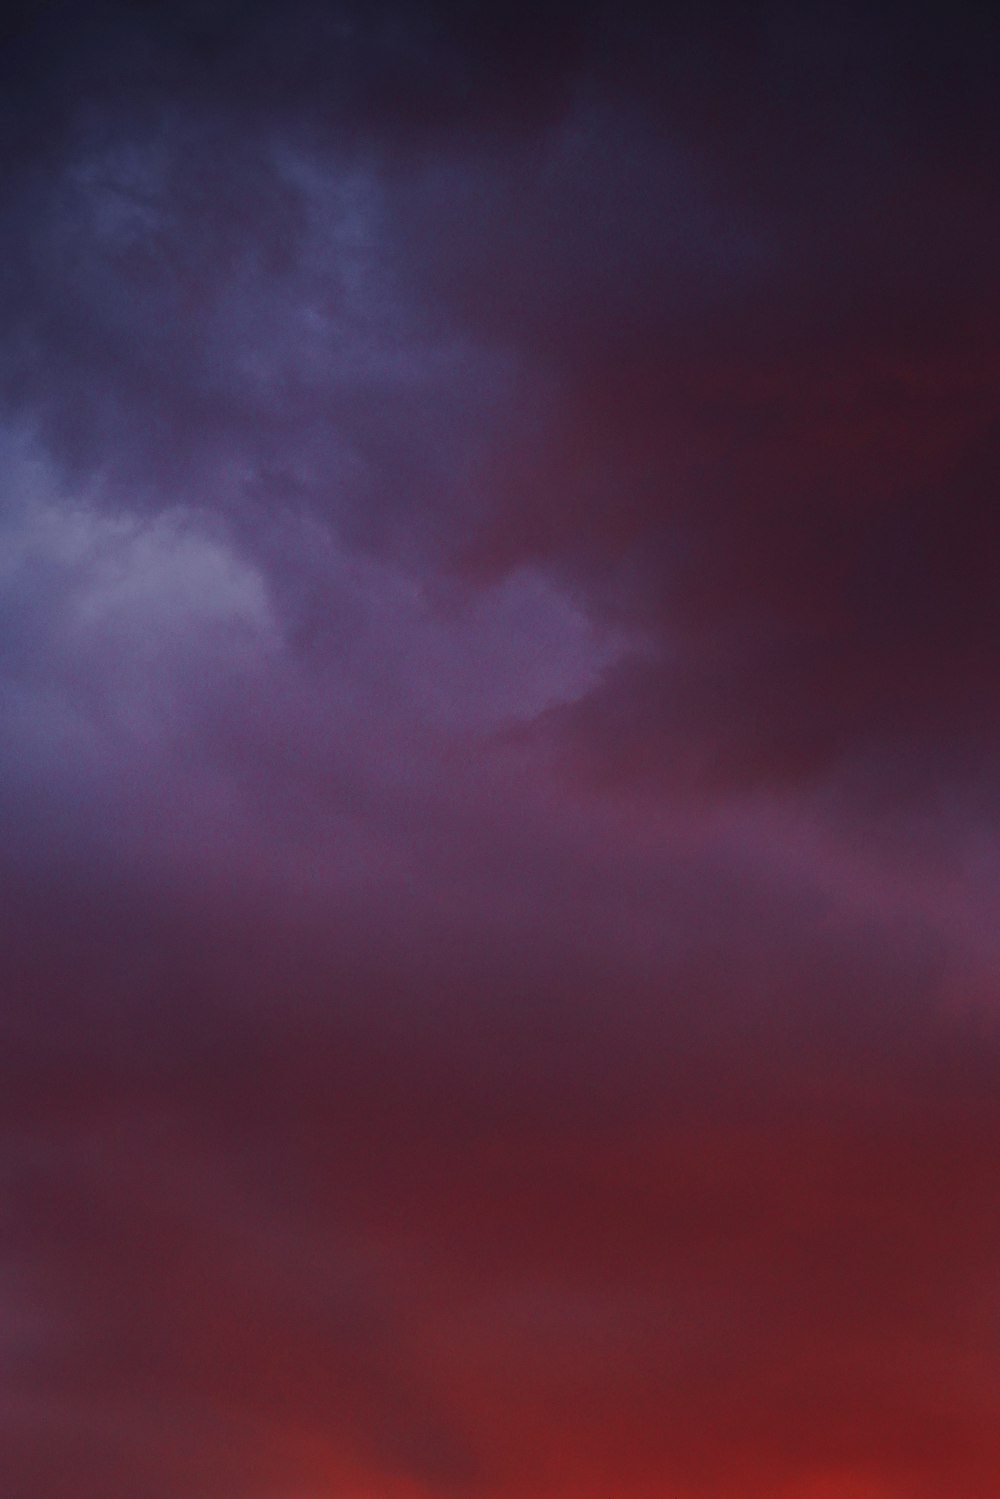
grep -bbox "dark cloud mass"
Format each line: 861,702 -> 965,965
2,4 -> 1000,1498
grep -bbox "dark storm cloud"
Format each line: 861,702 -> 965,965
400,5 -> 1000,798
5,0 -> 999,795
4,4 -> 1000,1498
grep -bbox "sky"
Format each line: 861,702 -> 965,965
2,3 -> 1000,1496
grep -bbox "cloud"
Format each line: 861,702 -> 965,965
2,4 -> 1000,1497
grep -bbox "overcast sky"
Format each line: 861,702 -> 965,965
3,4 -> 1000,1497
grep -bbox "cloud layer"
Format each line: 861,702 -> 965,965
3,5 -> 1000,1497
